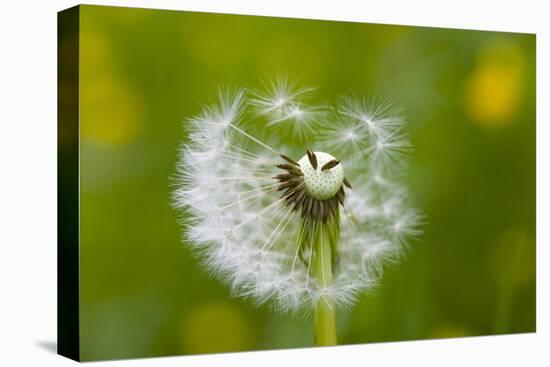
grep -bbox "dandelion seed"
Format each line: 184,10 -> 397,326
249,75 -> 324,140
174,78 -> 422,346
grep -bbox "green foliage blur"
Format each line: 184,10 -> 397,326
74,5 -> 535,361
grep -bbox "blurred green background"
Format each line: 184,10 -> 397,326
73,5 -> 535,361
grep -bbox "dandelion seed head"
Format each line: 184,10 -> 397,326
174,78 -> 422,313
299,151 -> 344,200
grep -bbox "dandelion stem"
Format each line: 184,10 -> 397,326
314,296 -> 337,346
313,219 -> 338,346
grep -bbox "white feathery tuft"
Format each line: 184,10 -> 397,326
174,78 -> 422,313
248,75 -> 325,140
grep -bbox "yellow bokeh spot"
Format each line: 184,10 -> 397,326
80,27 -> 143,146
81,76 -> 143,146
80,28 -> 112,74
181,302 -> 252,354
465,40 -> 526,127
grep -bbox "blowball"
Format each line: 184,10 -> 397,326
174,77 -> 422,312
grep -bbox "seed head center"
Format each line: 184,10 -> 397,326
298,151 -> 344,201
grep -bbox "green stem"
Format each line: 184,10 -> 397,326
314,296 -> 337,346
313,222 -> 337,346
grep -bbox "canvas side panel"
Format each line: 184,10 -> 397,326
57,5 -> 80,362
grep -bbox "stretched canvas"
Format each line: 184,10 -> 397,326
58,4 -> 536,362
